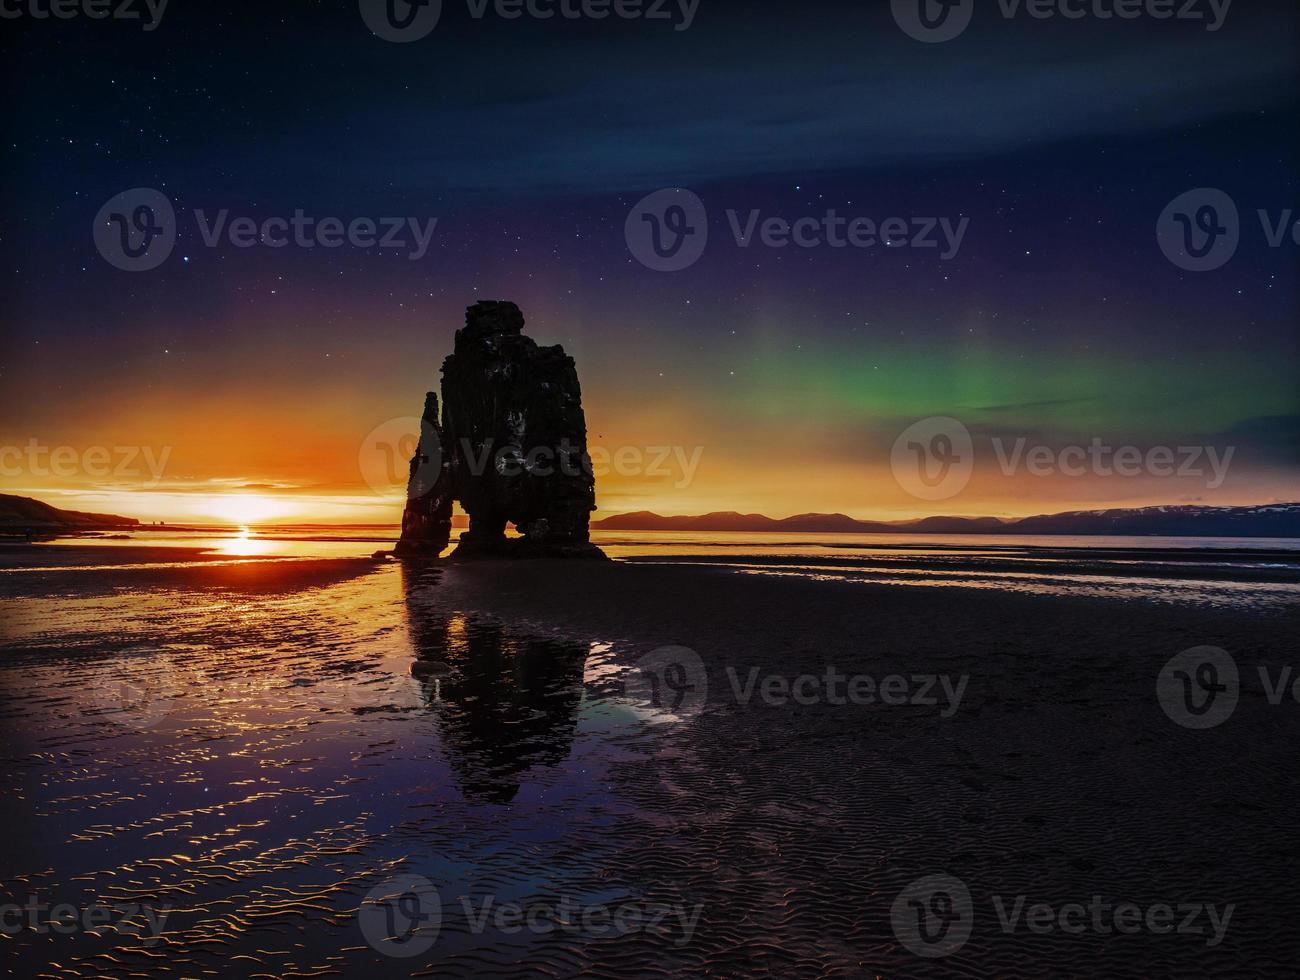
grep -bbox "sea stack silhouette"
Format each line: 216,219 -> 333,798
395,301 -> 604,559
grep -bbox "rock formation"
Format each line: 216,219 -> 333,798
395,301 -> 603,559
393,391 -> 454,557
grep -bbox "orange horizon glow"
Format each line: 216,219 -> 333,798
4,381 -> 1296,525
6,473 -> 1298,528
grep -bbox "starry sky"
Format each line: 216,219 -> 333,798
1,0 -> 1297,523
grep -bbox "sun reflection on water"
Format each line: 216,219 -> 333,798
218,527 -> 266,557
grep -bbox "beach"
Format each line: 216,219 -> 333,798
1,535 -> 1298,977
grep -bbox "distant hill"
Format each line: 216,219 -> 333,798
592,504 -> 1300,537
1007,504 -> 1300,537
0,494 -> 139,529
592,510 -> 991,533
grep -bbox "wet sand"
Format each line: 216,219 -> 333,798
1,553 -> 1297,977
0,543 -> 234,566
426,560 -> 1300,977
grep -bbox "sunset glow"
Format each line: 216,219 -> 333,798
204,494 -> 302,525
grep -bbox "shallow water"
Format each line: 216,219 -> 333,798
15,525 -> 1300,611
0,562 -> 690,977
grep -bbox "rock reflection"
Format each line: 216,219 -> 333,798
402,567 -> 588,803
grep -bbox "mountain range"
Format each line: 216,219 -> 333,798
3,493 -> 1297,537
592,504 -> 1300,537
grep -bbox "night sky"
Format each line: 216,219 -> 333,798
2,0 -> 1297,522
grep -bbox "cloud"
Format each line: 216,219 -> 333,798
315,8 -> 1296,195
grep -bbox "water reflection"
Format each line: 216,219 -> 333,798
402,567 -> 589,803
